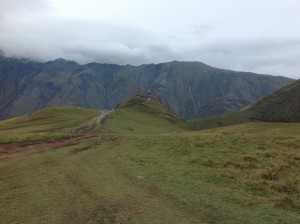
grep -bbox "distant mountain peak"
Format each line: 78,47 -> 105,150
44,58 -> 79,69
46,58 -> 78,65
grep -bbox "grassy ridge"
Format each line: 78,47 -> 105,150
247,79 -> 300,122
1,123 -> 299,223
0,106 -> 100,143
102,96 -> 189,134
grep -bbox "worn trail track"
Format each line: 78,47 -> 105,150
72,110 -> 113,133
0,110 -> 114,162
0,134 -> 99,162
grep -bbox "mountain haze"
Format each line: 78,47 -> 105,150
0,57 -> 294,120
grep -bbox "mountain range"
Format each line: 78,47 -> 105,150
0,57 -> 294,120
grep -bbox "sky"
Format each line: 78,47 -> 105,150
0,0 -> 299,78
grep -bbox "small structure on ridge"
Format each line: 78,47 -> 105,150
136,88 -> 143,97
147,89 -> 152,98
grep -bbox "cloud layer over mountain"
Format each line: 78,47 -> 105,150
0,0 -> 299,78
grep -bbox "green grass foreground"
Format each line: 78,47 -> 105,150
0,102 -> 299,223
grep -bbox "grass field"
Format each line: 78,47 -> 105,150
0,101 -> 299,223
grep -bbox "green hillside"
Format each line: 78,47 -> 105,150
0,99 -> 299,223
188,110 -> 251,130
0,106 -> 100,143
189,80 -> 300,130
102,96 -> 189,134
248,79 -> 300,122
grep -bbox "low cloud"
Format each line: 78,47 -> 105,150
0,0 -> 299,78
193,39 -> 300,77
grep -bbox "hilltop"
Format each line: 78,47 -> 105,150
0,57 -> 294,120
0,95 -> 187,144
189,79 -> 300,130
104,95 -> 189,134
0,96 -> 187,160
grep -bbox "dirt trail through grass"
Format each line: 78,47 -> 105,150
0,134 -> 98,162
72,109 -> 114,133
0,110 -> 113,162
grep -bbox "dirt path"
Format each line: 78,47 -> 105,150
72,109 -> 114,133
0,134 -> 98,162
0,110 -> 114,162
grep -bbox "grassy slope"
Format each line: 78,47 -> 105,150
0,106 -> 100,143
188,110 -> 251,130
189,80 -> 300,130
247,79 -> 300,122
0,102 -> 299,223
102,96 -> 189,134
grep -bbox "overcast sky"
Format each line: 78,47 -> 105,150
0,0 -> 299,78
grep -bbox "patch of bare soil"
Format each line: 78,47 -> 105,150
0,110 -> 115,162
0,134 -> 99,162
0,110 -> 116,162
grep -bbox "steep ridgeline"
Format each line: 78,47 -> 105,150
189,79 -> 300,130
0,57 -> 294,120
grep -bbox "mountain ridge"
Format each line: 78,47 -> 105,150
0,57 -> 294,120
